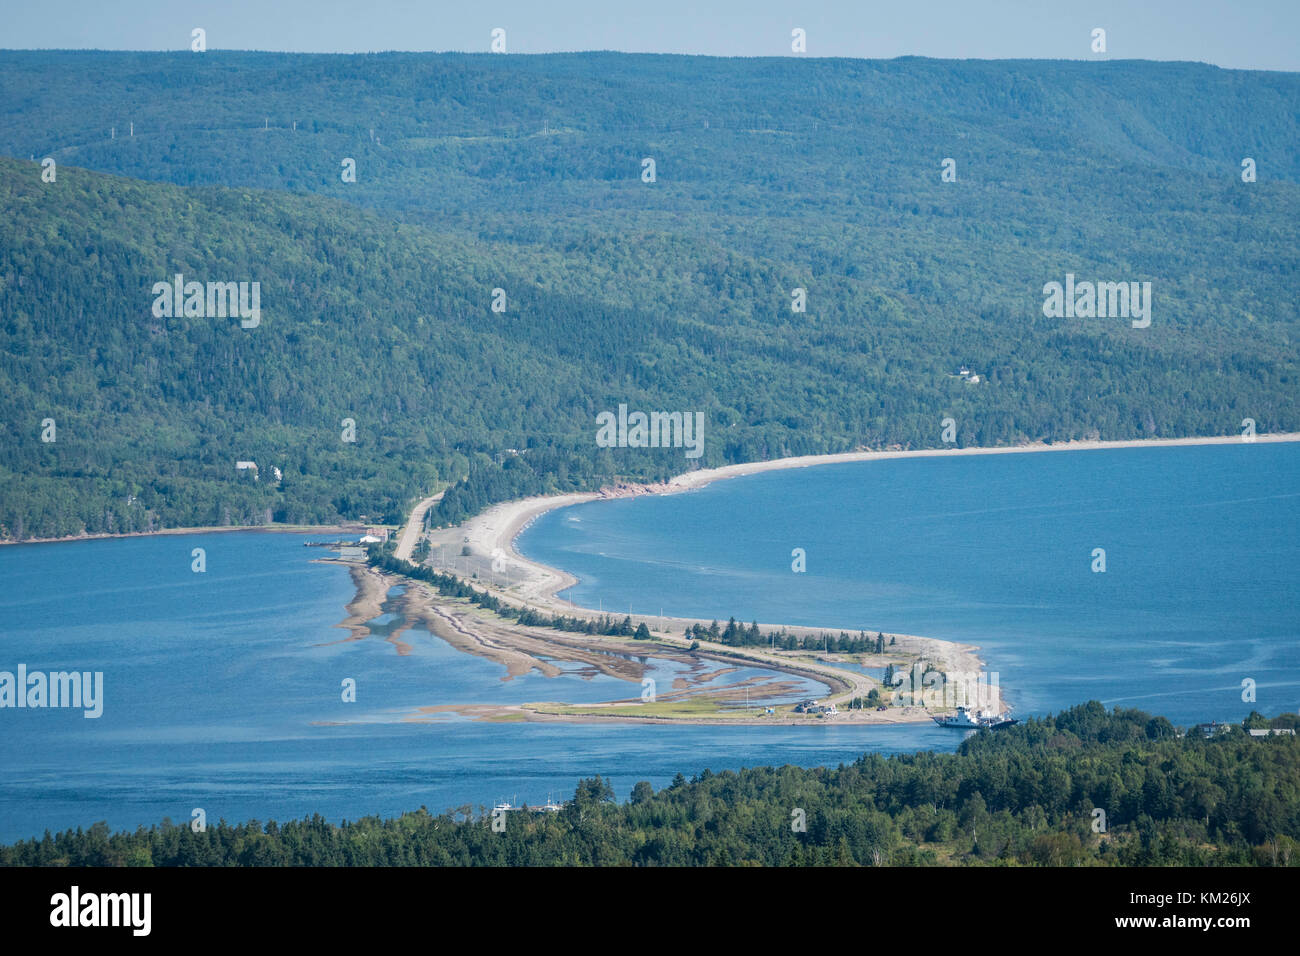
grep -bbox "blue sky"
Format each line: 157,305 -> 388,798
2,0 -> 1297,71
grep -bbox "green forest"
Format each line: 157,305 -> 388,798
1,52 -> 1296,538
3,704 -> 1296,866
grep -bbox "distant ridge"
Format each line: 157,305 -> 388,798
0,53 -> 1295,538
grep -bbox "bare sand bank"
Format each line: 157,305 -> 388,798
412,432 -> 1297,724
447,431 -> 1300,614
325,567 -> 966,726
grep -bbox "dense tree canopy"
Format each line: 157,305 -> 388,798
0,52 -> 1296,537
4,704 -> 1296,866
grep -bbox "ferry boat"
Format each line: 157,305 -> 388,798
933,705 -> 1017,730
496,796 -> 564,813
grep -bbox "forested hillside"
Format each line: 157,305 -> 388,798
4,704 -> 1296,866
1,53 -> 1296,538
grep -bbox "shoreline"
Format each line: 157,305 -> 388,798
353,563 -> 968,727
5,432 -> 1291,551
464,431 -> 1300,614
7,432 -> 1293,726
663,431 -> 1300,492
413,431 -> 1299,725
0,522 -> 368,548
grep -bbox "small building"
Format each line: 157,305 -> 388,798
236,460 -> 258,479
359,534 -> 382,544
364,527 -> 390,542
1248,728 -> 1297,737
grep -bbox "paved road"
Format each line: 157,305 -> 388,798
392,491 -> 443,563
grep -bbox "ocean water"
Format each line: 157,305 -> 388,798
520,443 -> 1300,725
0,533 -> 949,843
3,442 -> 1294,843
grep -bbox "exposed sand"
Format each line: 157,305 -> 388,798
309,563 -> 961,726
316,564 -> 416,655
444,431 -> 1300,616
412,431 -> 1298,724
661,432 -> 1300,492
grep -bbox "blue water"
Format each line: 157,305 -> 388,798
520,443 -> 1300,725
0,533 -> 949,842
3,442 -> 1294,843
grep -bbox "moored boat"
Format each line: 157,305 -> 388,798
934,705 -> 1018,729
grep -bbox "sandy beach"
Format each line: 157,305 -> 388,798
446,431 -> 1300,613
327,563 -> 975,726
407,431 -> 1300,725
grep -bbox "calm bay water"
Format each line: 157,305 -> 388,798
520,443 -> 1300,724
2,442 -> 1294,842
0,533 -> 950,843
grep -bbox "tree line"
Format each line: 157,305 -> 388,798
4,703 -> 1296,866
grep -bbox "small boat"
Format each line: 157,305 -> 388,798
933,705 -> 1017,730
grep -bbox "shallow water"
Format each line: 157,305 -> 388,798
4,441 -> 1293,842
0,533 -> 942,842
520,442 -> 1300,724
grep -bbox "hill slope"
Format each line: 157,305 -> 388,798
0,53 -> 1296,538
